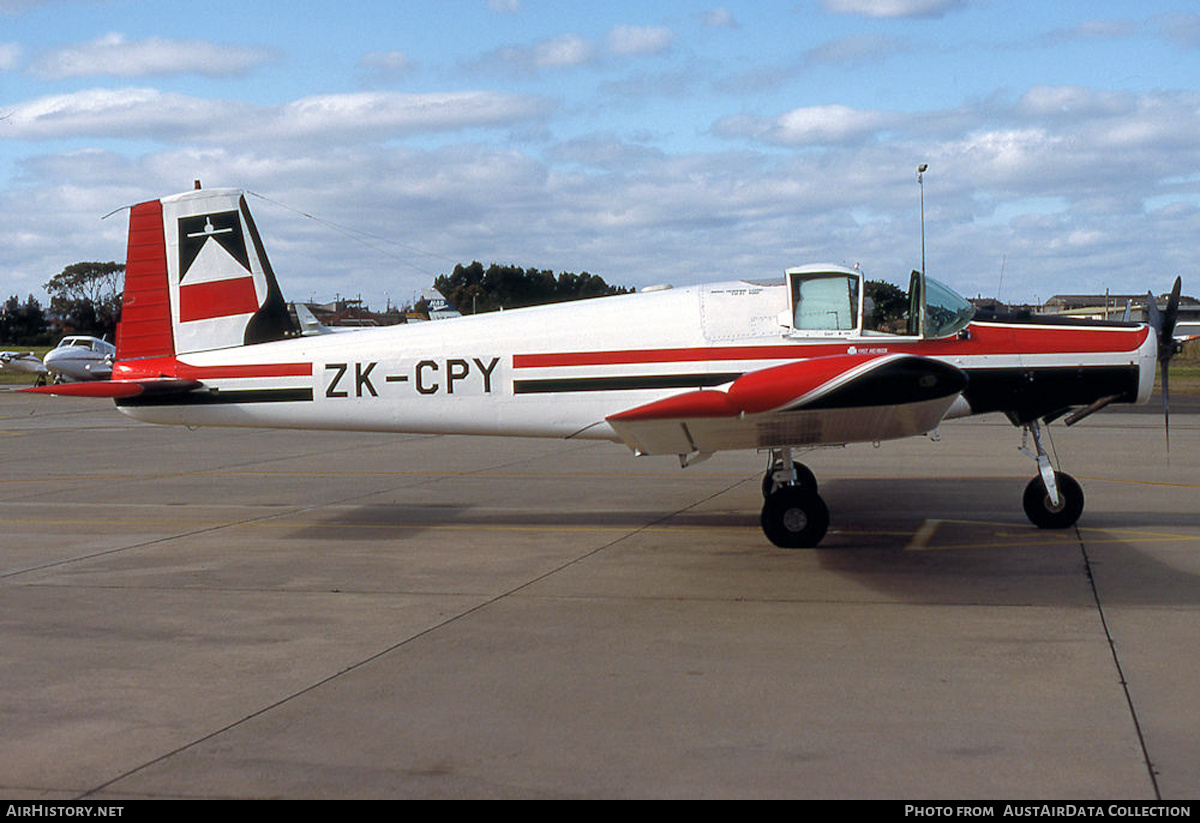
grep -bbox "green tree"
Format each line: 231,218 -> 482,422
44,261 -> 124,339
865,279 -> 908,332
434,262 -> 630,314
0,294 -> 49,345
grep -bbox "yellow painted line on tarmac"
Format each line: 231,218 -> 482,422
0,515 -> 749,536
1079,476 -> 1200,490
904,519 -> 941,550
3,510 -> 1197,548
0,468 -> 758,484
1078,531 -> 1200,547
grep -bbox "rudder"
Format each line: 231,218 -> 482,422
115,188 -> 298,363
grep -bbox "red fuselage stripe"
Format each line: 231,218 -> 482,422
512,324 -> 1149,368
114,358 -> 312,380
176,362 -> 312,379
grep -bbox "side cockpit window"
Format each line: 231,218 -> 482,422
792,273 -> 858,331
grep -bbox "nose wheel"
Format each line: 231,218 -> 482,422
1020,420 -> 1084,529
1022,471 -> 1083,529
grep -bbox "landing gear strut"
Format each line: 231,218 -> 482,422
1020,420 -> 1084,529
761,454 -> 818,498
759,448 -> 828,548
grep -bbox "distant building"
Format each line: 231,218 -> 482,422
1040,292 -> 1199,325
291,298 -> 405,328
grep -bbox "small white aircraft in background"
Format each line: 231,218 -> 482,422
25,187 -> 1183,548
42,335 -> 116,383
0,351 -> 49,382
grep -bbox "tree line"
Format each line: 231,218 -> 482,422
433,262 -> 631,314
1,262 -> 124,345
4,259 -> 629,343
3,257 -> 911,344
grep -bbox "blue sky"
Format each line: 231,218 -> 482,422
2,0 -> 1199,310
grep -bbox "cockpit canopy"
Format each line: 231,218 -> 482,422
58,336 -> 111,351
784,264 -> 974,339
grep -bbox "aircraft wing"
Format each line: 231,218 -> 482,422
605,353 -> 967,457
0,352 -> 48,375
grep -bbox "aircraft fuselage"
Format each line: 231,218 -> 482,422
114,279 -> 1155,446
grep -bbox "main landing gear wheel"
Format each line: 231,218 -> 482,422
761,461 -> 818,498
761,486 -> 830,549
1022,471 -> 1084,529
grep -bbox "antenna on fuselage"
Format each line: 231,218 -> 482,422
917,164 -> 928,277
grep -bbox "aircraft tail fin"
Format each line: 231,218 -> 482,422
115,188 -> 298,364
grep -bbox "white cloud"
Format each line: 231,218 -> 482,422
1151,13 -> 1200,49
714,104 -> 893,146
31,33 -> 273,79
535,34 -> 594,67
4,88 -> 239,139
1068,19 -> 1136,40
820,0 -> 963,18
358,50 -> 418,79
6,82 -> 1200,308
271,91 -> 554,140
487,34 -> 596,73
477,27 -> 676,76
1,87 -> 554,144
702,8 -> 739,29
803,33 -> 904,67
607,25 -> 674,56
715,33 -> 903,94
0,0 -> 62,11
0,42 -> 19,70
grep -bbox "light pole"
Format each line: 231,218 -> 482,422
917,164 -> 928,276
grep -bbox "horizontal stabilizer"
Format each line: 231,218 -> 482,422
20,378 -> 203,399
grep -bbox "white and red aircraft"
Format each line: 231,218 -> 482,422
25,187 -> 1183,548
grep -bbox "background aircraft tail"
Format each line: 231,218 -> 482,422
116,187 -> 297,362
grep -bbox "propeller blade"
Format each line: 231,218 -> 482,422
1161,276 -> 1182,357
1147,276 -> 1183,454
1162,360 -> 1170,453
1147,287 -> 1162,337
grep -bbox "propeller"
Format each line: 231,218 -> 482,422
1146,276 -> 1182,451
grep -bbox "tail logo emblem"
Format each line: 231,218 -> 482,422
178,211 -> 250,281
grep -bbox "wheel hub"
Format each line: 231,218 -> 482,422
782,507 -> 808,532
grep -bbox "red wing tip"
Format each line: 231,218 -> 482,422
18,378 -> 203,398
608,390 -> 737,421
20,382 -> 146,398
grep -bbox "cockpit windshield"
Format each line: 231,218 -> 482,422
923,276 -> 975,338
786,265 -> 975,339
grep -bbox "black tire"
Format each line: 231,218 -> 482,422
761,486 -> 830,549
761,461 -> 818,498
1022,472 -> 1084,529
